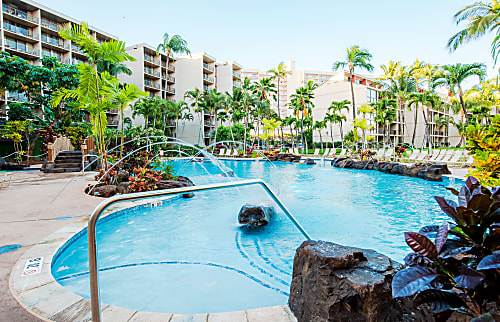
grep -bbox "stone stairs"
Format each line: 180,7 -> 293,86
46,151 -> 83,173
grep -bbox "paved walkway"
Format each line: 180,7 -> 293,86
0,170 -> 101,321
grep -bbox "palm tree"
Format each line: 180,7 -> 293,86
408,92 -> 441,149
107,83 -> 147,155
169,100 -> 190,138
419,63 -> 442,92
268,62 -> 292,146
324,112 -> 337,145
313,120 -> 327,152
448,1 -> 500,61
282,116 -> 296,149
434,63 -> 486,125
97,60 -> 132,77
157,33 -> 191,98
328,99 -> 350,142
289,80 -> 317,152
373,98 -> 398,146
332,45 -> 374,119
378,61 -> 401,86
251,77 -> 277,103
55,22 -> 134,161
184,88 -> 203,145
132,97 -> 161,150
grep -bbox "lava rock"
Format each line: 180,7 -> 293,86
271,153 -> 301,163
428,163 -> 451,175
304,158 -> 316,165
157,176 -> 195,198
238,200 -> 276,226
289,240 -> 429,322
92,185 -> 117,197
418,169 -> 443,182
116,182 -> 130,194
117,170 -> 130,183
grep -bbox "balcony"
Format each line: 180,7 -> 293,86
41,36 -> 70,51
203,85 -> 210,91
166,76 -> 175,83
203,62 -> 214,73
107,120 -> 119,127
167,65 -> 175,72
144,68 -> 160,78
144,55 -> 160,66
72,58 -> 86,65
166,98 -> 176,103
7,92 -> 29,102
203,74 -> 215,84
4,42 -> 39,58
165,86 -> 175,94
40,20 -> 62,33
71,45 -> 86,56
232,71 -> 241,78
204,121 -> 215,127
233,81 -> 241,87
2,5 -> 38,25
3,23 -> 38,42
144,80 -> 160,90
107,108 -> 119,115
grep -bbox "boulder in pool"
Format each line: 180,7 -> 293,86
238,200 -> 276,226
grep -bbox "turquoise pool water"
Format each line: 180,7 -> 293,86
51,159 -> 462,314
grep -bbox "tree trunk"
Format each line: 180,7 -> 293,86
340,122 -> 344,142
350,68 -> 356,120
411,105 -> 418,146
458,86 -> 470,125
120,107 -> 125,156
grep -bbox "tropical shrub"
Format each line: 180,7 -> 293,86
464,115 -> 500,187
151,159 -> 177,180
392,177 -> 500,320
128,167 -> 163,193
93,167 -> 117,185
65,125 -> 89,150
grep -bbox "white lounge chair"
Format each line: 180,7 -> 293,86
218,148 -> 226,156
374,149 -> 385,160
383,148 -> 394,161
322,148 -> 331,158
312,148 -> 320,156
446,150 -> 464,165
336,149 -> 347,158
436,150 -> 454,163
406,149 -> 420,162
415,150 -> 429,162
232,149 -> 239,157
429,149 -> 441,162
224,149 -> 232,157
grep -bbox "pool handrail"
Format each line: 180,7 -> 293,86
87,179 -> 311,322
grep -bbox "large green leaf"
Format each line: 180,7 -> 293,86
392,266 -> 438,298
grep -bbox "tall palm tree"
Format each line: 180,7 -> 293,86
313,120 -> 327,151
373,98 -> 398,146
448,1 -> 500,61
332,45 -> 374,119
324,112 -> 337,144
289,80 -> 317,152
97,60 -> 132,77
434,63 -> 486,125
157,33 -> 191,98
378,60 -> 401,86
132,97 -> 161,150
328,99 -> 350,142
251,77 -> 277,103
419,63 -> 442,92
169,100 -> 190,138
268,62 -> 292,146
56,22 -> 134,161
408,92 -> 441,149
282,116 -> 296,149
184,87 -> 203,145
108,83 -> 147,154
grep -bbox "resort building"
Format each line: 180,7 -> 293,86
118,43 -> 177,130
215,60 -> 242,94
241,60 -> 335,119
311,72 -> 461,147
0,0 -> 119,126
174,52 -> 217,146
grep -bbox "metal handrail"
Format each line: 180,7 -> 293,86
88,179 -> 310,321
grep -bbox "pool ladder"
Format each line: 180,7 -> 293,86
87,179 -> 311,322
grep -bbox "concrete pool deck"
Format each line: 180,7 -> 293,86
0,165 -> 470,321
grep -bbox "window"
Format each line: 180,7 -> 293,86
367,88 -> 378,104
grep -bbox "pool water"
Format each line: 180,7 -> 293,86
51,159 -> 462,314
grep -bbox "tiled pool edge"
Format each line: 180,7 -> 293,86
9,210 -> 297,321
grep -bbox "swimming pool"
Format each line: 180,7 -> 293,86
51,159 -> 462,314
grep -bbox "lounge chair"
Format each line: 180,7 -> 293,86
223,149 -> 232,157
429,149 -> 442,162
321,148 -> 331,158
336,149 -> 347,158
292,148 -> 299,155
415,150 -> 429,162
232,149 -> 239,157
436,150 -> 454,163
383,148 -> 394,161
446,150 -> 464,165
374,149 -> 385,160
312,148 -> 320,156
406,149 -> 420,162
218,148 -> 226,156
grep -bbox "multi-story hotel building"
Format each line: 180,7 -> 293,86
215,61 -> 242,95
0,0 -> 119,126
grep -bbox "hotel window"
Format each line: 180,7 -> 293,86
367,88 -> 378,104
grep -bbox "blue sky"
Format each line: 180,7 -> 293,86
38,0 -> 495,85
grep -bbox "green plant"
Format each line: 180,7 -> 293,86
151,159 -> 177,180
65,126 -> 89,150
464,115 -> 500,187
392,177 -> 500,320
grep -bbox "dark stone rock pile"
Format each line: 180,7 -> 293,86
289,240 -> 430,322
331,157 -> 451,182
0,157 -> 25,171
267,153 -> 301,163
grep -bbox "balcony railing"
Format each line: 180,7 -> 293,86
167,65 -> 175,72
166,76 -> 175,83
72,58 -> 86,65
233,81 -> 241,87
144,55 -> 160,65
41,36 -> 69,49
5,42 -> 39,56
203,85 -> 210,91
144,80 -> 160,89
3,23 -> 38,40
72,45 -> 86,55
165,86 -> 175,94
40,20 -> 62,32
203,74 -> 214,83
232,71 -> 241,78
2,5 -> 38,23
203,62 -> 214,72
107,108 -> 119,114
166,98 -> 176,103
144,68 -> 160,78
7,92 -> 29,102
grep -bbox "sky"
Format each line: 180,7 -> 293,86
37,0 -> 496,87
